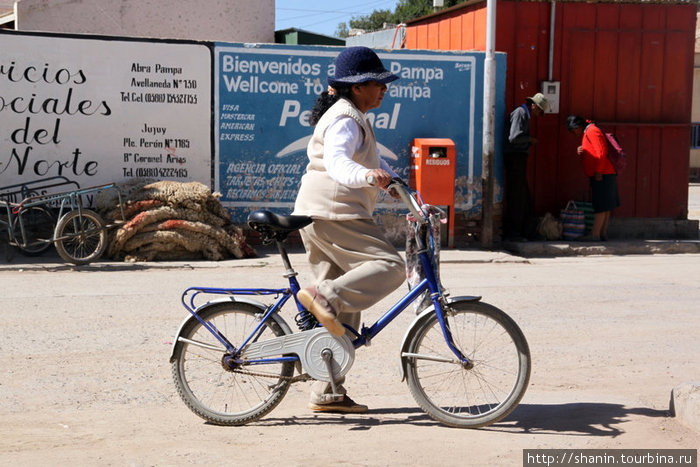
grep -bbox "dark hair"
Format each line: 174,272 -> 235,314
309,85 -> 353,126
565,115 -> 587,130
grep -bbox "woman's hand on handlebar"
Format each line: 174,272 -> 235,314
365,169 -> 393,189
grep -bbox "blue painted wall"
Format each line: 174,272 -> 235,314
214,43 -> 506,222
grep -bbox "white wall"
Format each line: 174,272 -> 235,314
14,0 -> 274,43
346,28 -> 404,49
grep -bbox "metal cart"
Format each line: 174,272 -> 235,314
0,177 -> 125,265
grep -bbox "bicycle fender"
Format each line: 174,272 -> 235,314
168,296 -> 293,362
397,295 -> 481,381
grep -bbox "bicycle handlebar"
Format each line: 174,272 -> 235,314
367,176 -> 427,225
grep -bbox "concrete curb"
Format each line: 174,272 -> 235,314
3,240 -> 700,271
504,239 -> 700,257
670,382 -> 700,432
0,245 -> 530,272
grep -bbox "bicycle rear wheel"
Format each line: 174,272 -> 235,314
171,302 -> 295,426
53,209 -> 107,265
404,299 -> 530,428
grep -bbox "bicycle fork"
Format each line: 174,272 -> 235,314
416,245 -> 474,369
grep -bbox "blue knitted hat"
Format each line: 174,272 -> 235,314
328,46 -> 399,87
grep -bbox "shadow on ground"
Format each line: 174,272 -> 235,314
219,402 -> 669,434
494,402 -> 670,436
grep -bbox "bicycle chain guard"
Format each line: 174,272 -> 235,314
240,327 -> 355,382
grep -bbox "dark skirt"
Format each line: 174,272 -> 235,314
590,174 -> 620,213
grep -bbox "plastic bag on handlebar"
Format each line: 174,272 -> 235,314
405,205 -> 446,314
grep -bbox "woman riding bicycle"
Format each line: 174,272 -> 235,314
293,46 -> 406,414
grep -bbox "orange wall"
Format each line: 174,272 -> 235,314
406,1 -> 696,219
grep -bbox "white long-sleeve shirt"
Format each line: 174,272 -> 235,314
323,116 -> 398,187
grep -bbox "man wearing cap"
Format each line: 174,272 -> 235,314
293,46 -> 405,413
503,92 -> 549,241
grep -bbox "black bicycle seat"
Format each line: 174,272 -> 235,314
247,210 -> 313,242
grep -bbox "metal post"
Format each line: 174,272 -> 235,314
549,1 -> 556,81
481,0 -> 497,249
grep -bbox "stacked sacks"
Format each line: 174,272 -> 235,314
99,179 -> 255,262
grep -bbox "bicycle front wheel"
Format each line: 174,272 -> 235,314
404,299 -> 530,428
53,209 -> 107,265
171,302 -> 295,426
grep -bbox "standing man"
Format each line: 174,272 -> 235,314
503,92 -> 549,241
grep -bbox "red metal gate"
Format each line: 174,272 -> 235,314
406,0 -> 696,219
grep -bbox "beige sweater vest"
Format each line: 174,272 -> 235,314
293,98 -> 380,220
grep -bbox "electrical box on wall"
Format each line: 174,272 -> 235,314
541,81 -> 560,114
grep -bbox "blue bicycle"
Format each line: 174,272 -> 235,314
170,180 -> 531,428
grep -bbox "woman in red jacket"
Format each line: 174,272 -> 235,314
566,115 -> 620,241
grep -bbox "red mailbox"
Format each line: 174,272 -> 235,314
410,138 -> 456,248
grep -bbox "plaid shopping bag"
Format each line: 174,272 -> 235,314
560,200 -> 585,240
576,201 -> 594,234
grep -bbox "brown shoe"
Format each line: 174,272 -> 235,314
309,395 -> 368,414
297,286 -> 345,336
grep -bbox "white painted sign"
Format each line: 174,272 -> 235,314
0,32 -> 212,193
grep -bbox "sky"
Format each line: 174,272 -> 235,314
275,0 -> 400,38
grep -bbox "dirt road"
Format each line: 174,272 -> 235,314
1,251 -> 698,466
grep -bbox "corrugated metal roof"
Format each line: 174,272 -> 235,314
407,0 -> 698,26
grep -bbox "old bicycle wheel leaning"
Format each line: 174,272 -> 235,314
404,299 -> 531,428
53,209 -> 107,265
13,206 -> 55,256
171,302 -> 295,426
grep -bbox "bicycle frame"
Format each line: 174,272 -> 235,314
179,180 -> 471,369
